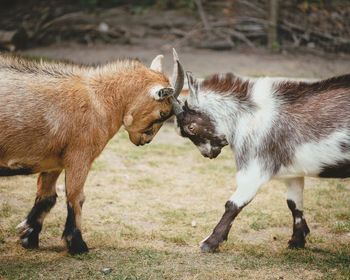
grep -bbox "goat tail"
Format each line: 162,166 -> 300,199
0,167 -> 34,176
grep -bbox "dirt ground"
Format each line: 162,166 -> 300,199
20,43 -> 350,79
0,45 -> 349,279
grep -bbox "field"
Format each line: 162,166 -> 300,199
0,46 -> 350,279
0,124 -> 349,280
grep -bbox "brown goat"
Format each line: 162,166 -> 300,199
0,50 -> 184,254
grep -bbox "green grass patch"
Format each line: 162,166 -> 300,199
331,221 -> 350,233
0,202 -> 12,218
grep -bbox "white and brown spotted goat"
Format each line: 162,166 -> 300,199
174,71 -> 350,252
0,50 -> 184,254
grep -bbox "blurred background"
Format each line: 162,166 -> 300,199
0,0 -> 350,77
1,0 -> 350,52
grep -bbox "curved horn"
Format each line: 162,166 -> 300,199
171,95 -> 184,116
170,49 -> 178,87
171,48 -> 184,98
171,48 -> 184,116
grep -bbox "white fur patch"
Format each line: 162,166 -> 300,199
22,237 -> 29,246
197,141 -> 211,155
16,219 -> 28,230
230,158 -> 270,207
7,160 -> 25,169
295,217 -> 302,224
285,177 -> 304,210
149,85 -> 164,100
25,227 -> 33,235
200,234 -> 212,245
235,77 -> 279,149
277,130 -> 350,178
150,54 -> 164,72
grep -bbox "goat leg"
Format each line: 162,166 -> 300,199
200,201 -> 242,252
286,177 -> 310,249
17,171 -> 61,249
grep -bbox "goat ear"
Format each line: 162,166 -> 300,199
186,71 -> 199,98
150,54 -> 164,72
150,86 -> 174,101
123,114 -> 133,127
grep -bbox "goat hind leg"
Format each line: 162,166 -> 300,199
286,177 -> 310,249
18,170 -> 62,249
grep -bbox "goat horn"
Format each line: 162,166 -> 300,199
171,48 -> 184,116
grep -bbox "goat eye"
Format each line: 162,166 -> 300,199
187,124 -> 196,135
160,111 -> 166,118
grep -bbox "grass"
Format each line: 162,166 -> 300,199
0,124 -> 349,280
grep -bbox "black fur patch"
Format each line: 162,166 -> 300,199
62,202 -> 76,239
20,194 -> 57,249
68,229 -> 89,255
27,195 -> 57,225
0,167 -> 34,176
286,200 -> 310,249
21,227 -> 39,249
318,161 -> 350,178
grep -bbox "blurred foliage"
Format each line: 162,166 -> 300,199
153,0 -> 195,10
78,0 -> 195,10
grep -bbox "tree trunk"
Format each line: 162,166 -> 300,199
267,0 -> 279,50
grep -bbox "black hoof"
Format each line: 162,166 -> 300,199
200,239 -> 219,253
65,229 -> 89,255
288,238 -> 306,249
20,228 -> 39,249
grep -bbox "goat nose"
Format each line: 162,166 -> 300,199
136,140 -> 142,146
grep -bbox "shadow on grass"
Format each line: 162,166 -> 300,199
0,243 -> 349,279
277,246 -> 350,278
37,245 -> 66,253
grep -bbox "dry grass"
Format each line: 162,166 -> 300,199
0,124 -> 349,280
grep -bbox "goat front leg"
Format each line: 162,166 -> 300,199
62,161 -> 90,255
200,160 -> 270,252
286,177 -> 310,249
17,170 -> 62,249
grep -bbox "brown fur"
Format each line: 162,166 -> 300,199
0,55 -> 174,253
201,73 -> 251,100
200,201 -> 242,252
